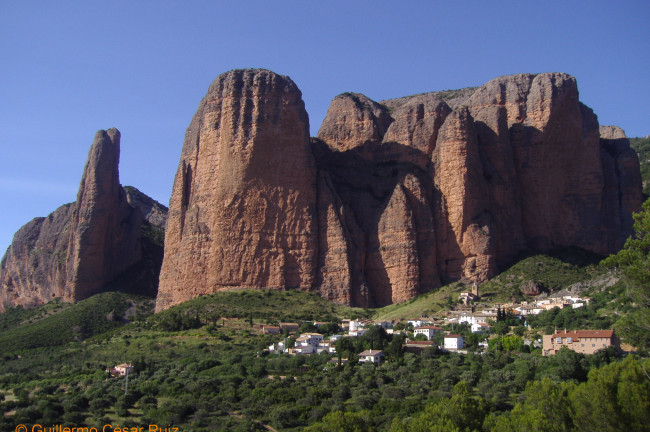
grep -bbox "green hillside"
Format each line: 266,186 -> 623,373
150,289 -> 370,330
0,292 -> 154,353
0,283 -> 646,432
373,247 -> 606,321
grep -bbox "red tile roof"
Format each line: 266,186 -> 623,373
552,329 -> 614,339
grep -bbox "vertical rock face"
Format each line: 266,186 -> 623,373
0,129 -> 167,312
599,125 -> 643,250
375,183 -> 420,304
433,107 -> 494,282
0,204 -> 75,310
66,129 -> 142,301
156,69 -> 318,311
155,69 -> 642,309
382,94 -> 451,154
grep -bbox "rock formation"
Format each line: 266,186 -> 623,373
317,93 -> 392,152
0,129 -> 167,312
158,69 -> 642,309
156,69 -> 318,311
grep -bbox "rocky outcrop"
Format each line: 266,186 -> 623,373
316,93 -> 392,152
156,69 -> 318,311
0,204 -> 75,310
599,125 -> 643,251
66,129 -> 142,301
155,69 -> 642,310
432,107 -> 495,282
0,129 -> 167,312
382,94 -> 451,154
124,186 -> 168,228
520,280 -> 543,296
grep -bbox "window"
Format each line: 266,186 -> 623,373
592,344 -> 595,347
567,337 -> 572,343
556,337 -> 562,344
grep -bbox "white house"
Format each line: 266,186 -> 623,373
297,333 -> 324,347
414,325 -> 443,340
470,322 -> 492,333
459,314 -> 494,326
358,350 -> 385,364
349,319 -> 373,332
293,344 -> 315,355
348,328 -> 367,337
407,319 -> 433,328
317,340 -> 337,354
444,334 -> 465,350
373,320 -> 393,329
268,341 -> 287,354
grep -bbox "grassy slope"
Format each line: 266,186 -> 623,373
0,292 -> 154,354
151,289 -> 370,325
0,289 -> 368,356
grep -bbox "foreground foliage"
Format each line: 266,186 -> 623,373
602,198 -> 650,352
0,294 -> 644,432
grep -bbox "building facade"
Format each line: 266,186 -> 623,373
542,330 -> 619,356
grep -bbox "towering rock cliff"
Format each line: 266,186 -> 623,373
152,69 -> 641,309
66,129 -> 142,301
156,69 -> 318,311
0,129 -> 167,311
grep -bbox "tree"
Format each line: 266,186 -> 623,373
335,337 -> 355,359
493,321 -> 509,336
413,333 -> 428,342
570,356 -> 650,432
398,381 -> 486,432
602,199 -> 650,351
304,410 -> 376,432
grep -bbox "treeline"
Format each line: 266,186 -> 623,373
306,356 -> 650,432
0,318 -> 635,432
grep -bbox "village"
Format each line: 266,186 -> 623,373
258,284 -> 615,363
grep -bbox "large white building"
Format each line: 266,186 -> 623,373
414,325 -> 443,340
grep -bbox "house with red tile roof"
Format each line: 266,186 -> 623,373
414,325 -> 443,340
542,329 -> 619,356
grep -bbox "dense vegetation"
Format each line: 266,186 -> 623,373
0,284 -> 647,431
0,293 -> 153,352
601,198 -> 650,352
630,136 -> 650,196
2,199 -> 650,431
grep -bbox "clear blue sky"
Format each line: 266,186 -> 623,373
1,1 -> 648,254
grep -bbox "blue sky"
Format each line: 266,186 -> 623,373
0,1 -> 648,254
